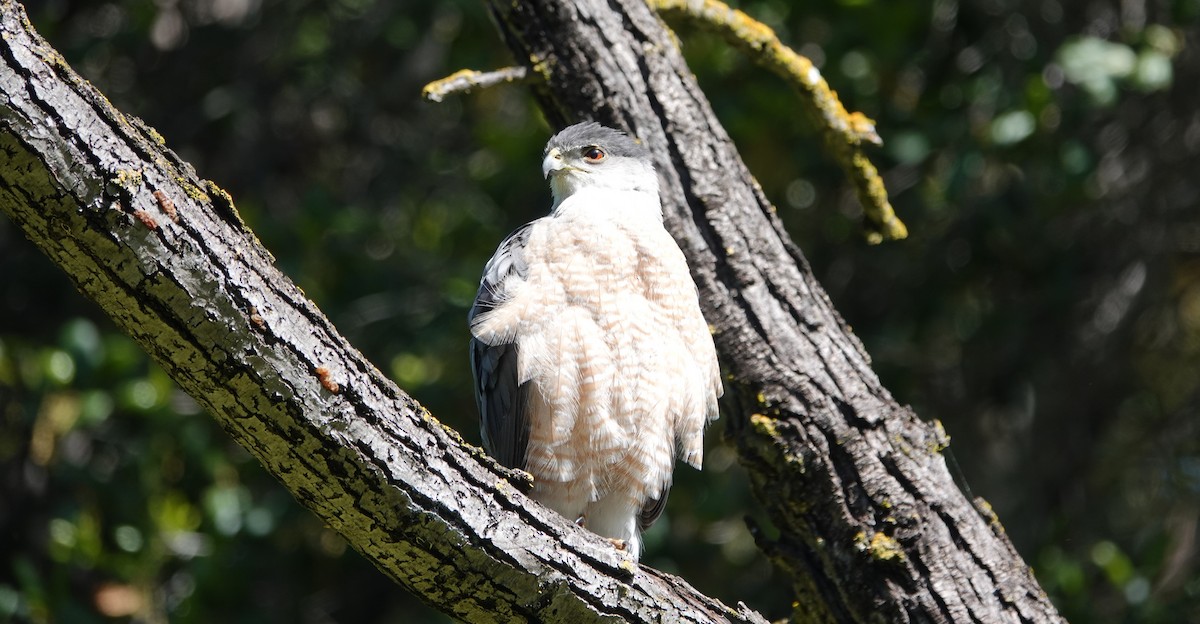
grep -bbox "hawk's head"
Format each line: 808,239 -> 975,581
542,121 -> 659,207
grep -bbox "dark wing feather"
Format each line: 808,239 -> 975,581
468,223 -> 535,470
638,484 -> 671,531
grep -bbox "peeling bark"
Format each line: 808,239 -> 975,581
0,3 -> 766,623
485,0 -> 1065,622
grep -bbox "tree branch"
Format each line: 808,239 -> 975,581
0,3 -> 766,622
422,66 -> 535,102
485,0 -> 1062,621
651,0 -> 906,243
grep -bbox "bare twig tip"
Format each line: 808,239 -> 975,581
422,66 -> 534,103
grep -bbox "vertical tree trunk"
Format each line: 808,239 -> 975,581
485,1 -> 1064,622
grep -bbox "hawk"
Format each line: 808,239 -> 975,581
468,121 -> 722,560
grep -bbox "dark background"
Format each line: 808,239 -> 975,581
2,0 -> 1198,622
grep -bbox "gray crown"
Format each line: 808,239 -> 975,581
543,121 -> 651,161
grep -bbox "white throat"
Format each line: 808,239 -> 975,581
551,187 -> 665,233
548,161 -> 661,215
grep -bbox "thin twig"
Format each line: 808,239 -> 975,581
421,66 -> 535,102
651,0 -> 908,243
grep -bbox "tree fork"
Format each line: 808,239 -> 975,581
0,2 -> 768,622
484,0 -> 1063,622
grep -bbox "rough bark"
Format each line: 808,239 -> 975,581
0,3 -> 767,623
485,1 -> 1065,622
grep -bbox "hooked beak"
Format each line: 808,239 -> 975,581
542,148 -> 565,179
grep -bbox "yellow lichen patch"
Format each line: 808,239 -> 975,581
847,112 -> 881,145
975,497 -> 1005,532
511,468 -> 534,487
202,179 -> 233,206
421,69 -> 481,100
461,443 -> 488,459
748,413 -> 804,467
529,55 -> 553,82
202,179 -> 251,231
439,421 -> 465,445
869,532 -> 904,561
419,408 -> 444,428
749,412 -> 777,438
112,169 -> 143,190
619,559 -> 637,573
145,126 -> 166,146
420,410 -> 489,462
929,419 -> 951,452
179,180 -> 208,201
33,40 -> 70,73
847,152 -> 906,244
743,22 -> 773,46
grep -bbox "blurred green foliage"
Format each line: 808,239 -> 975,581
3,0 -> 1199,622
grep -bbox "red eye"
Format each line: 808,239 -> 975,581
583,147 -> 606,163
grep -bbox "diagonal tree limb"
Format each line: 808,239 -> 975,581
648,0 -> 906,244
649,0 -> 884,148
0,2 -> 766,622
485,0 -> 1063,622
